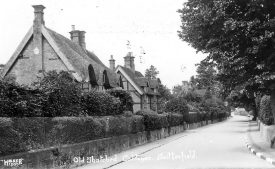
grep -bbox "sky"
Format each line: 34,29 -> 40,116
0,0 -> 207,89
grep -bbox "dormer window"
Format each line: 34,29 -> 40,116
88,64 -> 98,88
103,70 -> 111,89
103,73 -> 106,83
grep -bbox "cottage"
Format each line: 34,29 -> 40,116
110,52 -> 160,112
1,5 -> 118,91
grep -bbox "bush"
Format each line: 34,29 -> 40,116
165,97 -> 189,115
136,110 -> 168,130
107,89 -> 134,112
0,80 -> 44,117
81,91 -> 121,116
259,95 -> 274,125
35,71 -> 83,117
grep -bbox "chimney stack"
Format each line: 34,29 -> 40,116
124,52 -> 135,72
109,55 -> 115,71
32,5 -> 45,74
69,25 -> 86,49
79,31 -> 86,49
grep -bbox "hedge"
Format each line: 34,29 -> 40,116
259,95 -> 274,125
0,115 -> 145,156
0,118 -> 23,156
184,112 -> 201,124
163,112 -> 184,127
49,117 -> 105,145
136,110 -> 169,130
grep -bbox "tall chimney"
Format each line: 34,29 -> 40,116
69,25 -> 86,49
124,52 -> 135,72
124,52 -> 131,69
79,31 -> 86,49
32,5 -> 45,74
130,54 -> 135,72
109,55 -> 115,71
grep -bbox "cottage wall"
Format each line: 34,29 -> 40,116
43,38 -> 68,72
118,72 -> 142,113
6,37 -> 68,85
151,95 -> 158,111
7,38 -> 38,85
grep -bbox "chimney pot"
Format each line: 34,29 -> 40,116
69,27 -> 86,49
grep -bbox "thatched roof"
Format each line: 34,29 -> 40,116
46,28 -> 118,87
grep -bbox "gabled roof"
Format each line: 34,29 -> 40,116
2,25 -> 118,87
116,66 -> 160,95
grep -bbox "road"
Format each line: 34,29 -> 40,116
76,115 -> 274,169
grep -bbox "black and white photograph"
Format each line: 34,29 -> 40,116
0,0 -> 275,168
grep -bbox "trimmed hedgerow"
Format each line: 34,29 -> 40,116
0,118 -> 24,156
165,97 -> 189,115
12,118 -> 53,150
136,110 -> 169,130
107,89 -> 134,112
259,95 -> 274,125
81,91 -> 121,116
0,115 -> 146,156
183,112 -> 201,124
49,117 -> 105,145
100,115 -> 145,137
163,112 -> 184,127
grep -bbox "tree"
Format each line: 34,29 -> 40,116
189,76 -> 197,89
178,0 -> 275,121
145,65 -> 159,79
158,84 -> 173,101
195,61 -> 217,89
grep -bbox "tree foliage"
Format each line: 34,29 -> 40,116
145,65 -> 159,79
178,0 -> 275,93
196,61 -> 217,89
